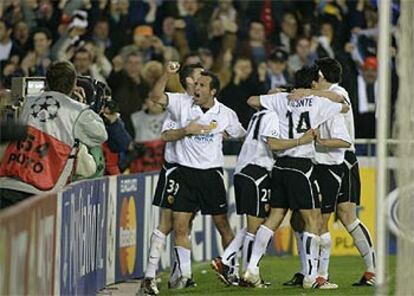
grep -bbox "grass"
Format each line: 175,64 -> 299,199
156,255 -> 396,296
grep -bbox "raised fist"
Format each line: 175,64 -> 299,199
166,61 -> 180,74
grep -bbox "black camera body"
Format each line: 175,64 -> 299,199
75,76 -> 118,114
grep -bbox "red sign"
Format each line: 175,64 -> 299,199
0,126 -> 72,190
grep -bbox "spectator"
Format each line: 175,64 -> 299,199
130,96 -> 166,173
0,19 -> 22,64
32,0 -> 62,40
21,28 -> 53,76
73,48 -> 93,75
72,47 -> 108,83
239,20 -> 269,64
141,60 -> 163,87
51,10 -> 88,61
211,0 -> 238,25
265,48 -> 291,91
198,47 -> 214,71
220,56 -> 262,129
131,96 -> 166,143
12,20 -> 30,57
177,0 -> 213,50
350,56 -> 378,139
182,51 -> 201,66
108,0 -> 133,47
120,25 -> 165,63
160,16 -> 176,47
276,12 -> 299,54
0,60 -> 107,208
90,18 -> 117,59
316,20 -> 337,59
102,106 -> 132,176
288,36 -> 317,77
108,51 -> 150,135
83,40 -> 112,83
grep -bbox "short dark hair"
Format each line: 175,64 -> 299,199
315,57 -> 342,83
201,70 -> 221,96
46,61 -> 76,95
179,63 -> 203,89
294,65 -> 319,89
73,47 -> 92,60
33,27 -> 52,40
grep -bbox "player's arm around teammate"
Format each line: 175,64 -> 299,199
247,94 -> 349,114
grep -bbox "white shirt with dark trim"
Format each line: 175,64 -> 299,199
160,92 -> 193,164
161,113 -> 178,163
167,94 -> 246,169
329,84 -> 356,152
235,110 -> 279,173
260,92 -> 343,159
314,114 -> 351,165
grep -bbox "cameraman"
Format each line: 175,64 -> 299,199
0,61 -> 108,209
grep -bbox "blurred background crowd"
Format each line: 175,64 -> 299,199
0,0 -> 400,168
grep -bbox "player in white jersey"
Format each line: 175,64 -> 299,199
211,109 -> 316,286
242,66 -> 349,289
289,113 -> 351,288
139,64 -> 212,295
151,62 -> 246,288
288,58 -> 376,286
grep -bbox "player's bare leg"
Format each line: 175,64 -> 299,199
212,214 -> 234,248
337,201 -> 376,286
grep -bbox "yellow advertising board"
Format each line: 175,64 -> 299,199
330,167 -> 376,255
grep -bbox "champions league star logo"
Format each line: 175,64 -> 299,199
30,95 -> 60,122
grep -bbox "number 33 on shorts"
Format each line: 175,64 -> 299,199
166,178 -> 180,204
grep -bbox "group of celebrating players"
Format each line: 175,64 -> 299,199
137,57 -> 376,295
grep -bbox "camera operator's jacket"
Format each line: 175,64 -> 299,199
0,91 -> 108,195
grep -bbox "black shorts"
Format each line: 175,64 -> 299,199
171,166 -> 227,215
313,164 -> 344,214
338,151 -> 361,205
234,164 -> 271,218
152,162 -> 179,209
271,157 -> 319,210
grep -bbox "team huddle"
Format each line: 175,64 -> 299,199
138,58 -> 376,295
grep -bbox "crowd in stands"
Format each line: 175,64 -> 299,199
0,0 -> 400,143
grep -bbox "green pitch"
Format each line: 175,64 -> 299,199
158,255 -> 396,295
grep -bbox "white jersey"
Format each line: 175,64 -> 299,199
167,94 -> 246,169
314,115 -> 351,165
260,92 -> 343,159
161,114 -> 178,163
160,92 -> 193,164
329,84 -> 355,152
235,110 -> 279,173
